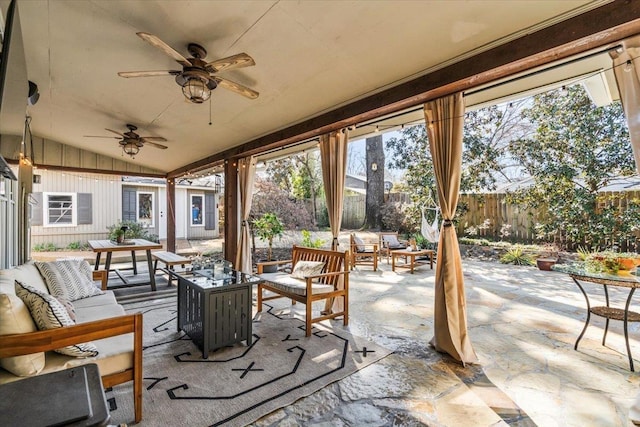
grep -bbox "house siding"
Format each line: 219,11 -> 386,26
30,171 -> 121,248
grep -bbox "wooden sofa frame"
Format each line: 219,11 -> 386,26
256,246 -> 349,337
0,270 -> 143,423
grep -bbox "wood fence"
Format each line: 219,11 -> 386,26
312,191 -> 640,250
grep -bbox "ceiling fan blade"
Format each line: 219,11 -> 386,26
137,32 -> 191,67
105,128 -> 127,137
213,77 -> 259,99
83,135 -> 120,139
118,70 -> 179,78
142,140 -> 168,150
207,53 -> 255,73
139,136 -> 167,142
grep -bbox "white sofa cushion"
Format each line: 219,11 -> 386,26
15,281 -> 99,358
0,263 -> 48,296
0,293 -> 46,377
71,291 -> 117,310
35,260 -> 104,302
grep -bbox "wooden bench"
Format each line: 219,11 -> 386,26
256,246 -> 349,336
152,251 -> 192,286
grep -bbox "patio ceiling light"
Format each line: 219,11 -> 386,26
122,141 -> 140,157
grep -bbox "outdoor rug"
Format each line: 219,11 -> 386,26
107,294 -> 392,426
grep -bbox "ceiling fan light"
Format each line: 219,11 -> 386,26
123,142 -> 140,157
182,77 -> 211,103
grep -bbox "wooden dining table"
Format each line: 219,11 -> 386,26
88,238 -> 163,290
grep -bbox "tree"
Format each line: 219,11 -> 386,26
507,85 -> 638,250
385,101 -> 535,233
265,152 -> 323,225
364,135 -> 385,229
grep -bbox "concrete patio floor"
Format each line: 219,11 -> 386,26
36,238 -> 640,426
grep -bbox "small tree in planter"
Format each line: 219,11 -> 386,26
253,213 -> 284,263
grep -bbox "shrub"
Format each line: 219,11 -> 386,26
251,179 -> 316,230
66,241 -> 86,250
300,230 -> 325,248
33,242 -> 57,252
107,220 -> 159,242
499,246 -> 534,266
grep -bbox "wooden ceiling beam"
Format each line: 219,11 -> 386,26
169,0 -> 640,178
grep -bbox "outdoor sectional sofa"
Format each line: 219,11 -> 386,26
0,260 -> 143,423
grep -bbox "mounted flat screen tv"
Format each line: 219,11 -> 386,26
0,0 -> 27,179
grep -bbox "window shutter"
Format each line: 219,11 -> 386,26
77,193 -> 92,224
30,192 -> 43,226
205,192 -> 215,230
122,187 -> 136,221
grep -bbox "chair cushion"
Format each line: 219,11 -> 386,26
291,261 -> 325,279
382,234 -> 401,246
353,235 -> 366,252
35,260 -> 104,302
15,281 -> 99,358
0,293 -> 45,377
258,272 -> 334,296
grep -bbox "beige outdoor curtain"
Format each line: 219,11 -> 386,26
320,129 -> 348,314
610,45 -> 640,174
235,156 -> 256,274
424,93 -> 478,365
319,129 -> 348,250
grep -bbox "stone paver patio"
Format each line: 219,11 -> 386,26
35,235 -> 640,426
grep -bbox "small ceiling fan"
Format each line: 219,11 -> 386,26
118,32 -> 259,103
84,124 -> 167,158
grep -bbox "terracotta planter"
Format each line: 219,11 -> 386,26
536,257 -> 557,271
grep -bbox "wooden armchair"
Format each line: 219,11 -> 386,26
257,246 -> 349,336
349,233 -> 378,271
379,232 -> 408,263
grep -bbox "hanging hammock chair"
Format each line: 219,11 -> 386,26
421,206 -> 440,244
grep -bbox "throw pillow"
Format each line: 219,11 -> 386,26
291,261 -> 325,279
55,296 -> 77,322
35,260 -> 104,301
0,293 -> 46,376
353,235 -> 366,252
15,281 -> 99,357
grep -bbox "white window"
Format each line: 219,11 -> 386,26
137,192 -> 154,227
191,194 -> 204,226
44,192 -> 76,226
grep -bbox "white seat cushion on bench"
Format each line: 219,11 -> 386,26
258,272 -> 333,296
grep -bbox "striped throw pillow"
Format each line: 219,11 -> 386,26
15,281 -> 99,357
35,260 -> 104,301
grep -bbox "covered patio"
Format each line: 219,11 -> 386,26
1,1 -> 640,425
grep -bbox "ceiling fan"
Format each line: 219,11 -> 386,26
118,32 -> 259,103
84,124 -> 167,158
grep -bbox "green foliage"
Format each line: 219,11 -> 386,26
252,212 -> 284,261
66,241 -> 86,250
107,220 -> 159,242
499,246 -> 534,266
300,230 -> 325,248
506,85 -> 638,250
32,242 -> 57,252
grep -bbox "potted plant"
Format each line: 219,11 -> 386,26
253,213 -> 284,272
113,228 -> 125,244
536,243 -> 559,271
